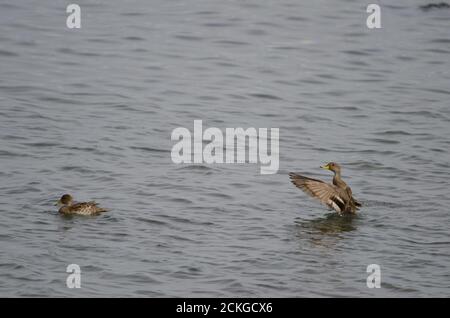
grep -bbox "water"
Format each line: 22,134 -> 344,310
1,0 -> 449,297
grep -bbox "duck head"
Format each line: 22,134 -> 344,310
55,194 -> 73,206
320,162 -> 341,174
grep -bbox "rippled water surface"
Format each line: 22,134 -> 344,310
1,0 -> 449,297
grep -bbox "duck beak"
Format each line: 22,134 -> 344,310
54,200 -> 61,206
320,164 -> 330,170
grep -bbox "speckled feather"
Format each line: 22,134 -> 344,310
58,201 -> 108,215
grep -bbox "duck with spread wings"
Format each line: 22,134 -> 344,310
289,162 -> 361,215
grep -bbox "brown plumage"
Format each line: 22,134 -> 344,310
56,194 -> 108,216
289,162 -> 361,215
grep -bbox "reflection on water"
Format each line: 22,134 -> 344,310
294,213 -> 358,247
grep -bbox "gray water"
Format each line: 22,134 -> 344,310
1,0 -> 449,297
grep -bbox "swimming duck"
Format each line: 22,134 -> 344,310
55,194 -> 108,215
289,162 -> 361,214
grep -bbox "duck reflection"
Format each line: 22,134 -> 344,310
294,213 -> 358,247
296,213 -> 357,234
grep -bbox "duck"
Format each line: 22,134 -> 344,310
289,162 -> 361,215
55,194 -> 108,215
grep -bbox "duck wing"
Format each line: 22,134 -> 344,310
289,173 -> 349,213
86,201 -> 108,213
69,201 -> 108,214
